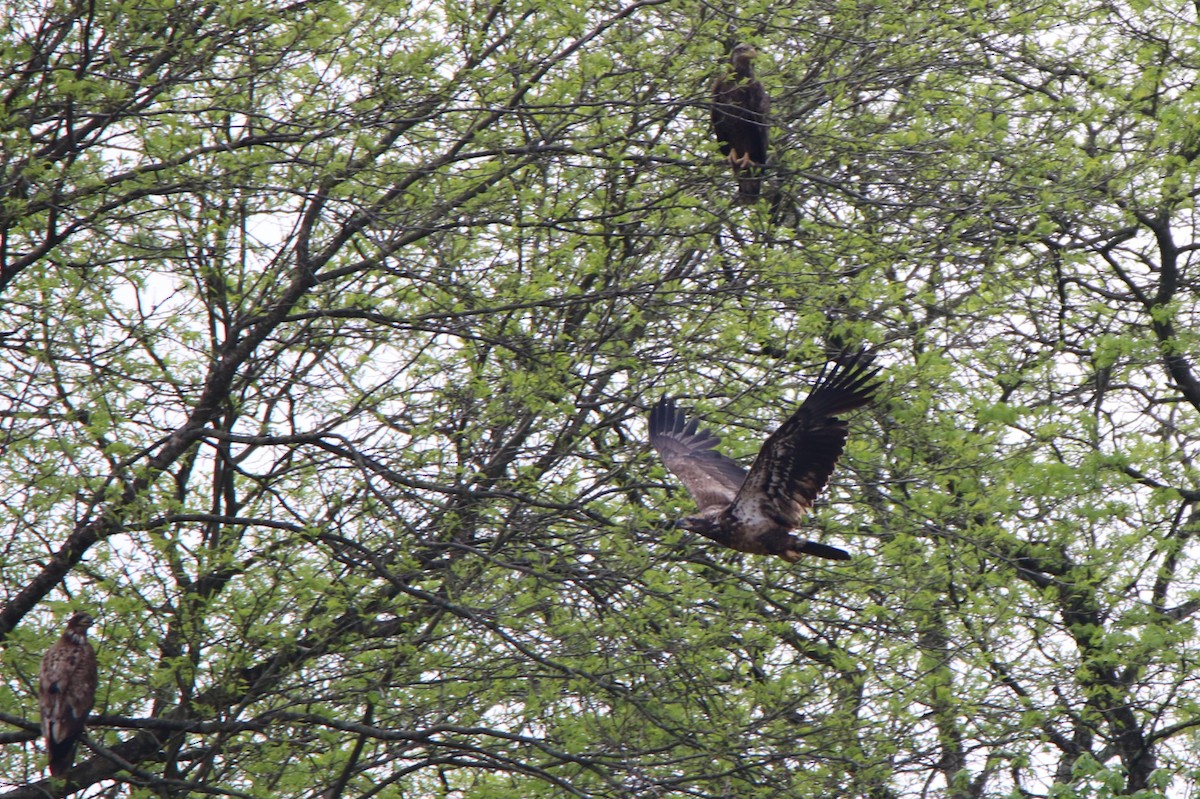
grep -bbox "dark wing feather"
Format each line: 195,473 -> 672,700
729,350 -> 881,529
648,397 -> 747,513
711,78 -> 769,165
710,77 -> 739,157
39,632 -> 97,776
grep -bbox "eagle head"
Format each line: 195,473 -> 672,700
674,514 -> 731,547
66,611 -> 93,630
64,612 -> 94,644
730,43 -> 758,69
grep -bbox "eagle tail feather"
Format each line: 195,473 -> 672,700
736,174 -> 762,202
789,538 -> 851,561
47,735 -> 80,777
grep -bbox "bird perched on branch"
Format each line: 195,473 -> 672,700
711,43 -> 770,202
649,350 -> 880,562
38,611 -> 97,777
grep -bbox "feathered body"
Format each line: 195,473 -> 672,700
38,611 -> 97,777
649,350 -> 880,562
711,43 -> 770,202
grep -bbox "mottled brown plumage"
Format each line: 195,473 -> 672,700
711,43 -> 770,202
649,350 -> 880,562
39,611 -> 97,777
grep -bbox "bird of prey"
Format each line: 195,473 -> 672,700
711,43 -> 770,202
38,611 -> 97,777
649,351 -> 880,562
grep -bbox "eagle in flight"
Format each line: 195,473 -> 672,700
649,350 -> 880,562
711,43 -> 770,202
39,611 -> 98,777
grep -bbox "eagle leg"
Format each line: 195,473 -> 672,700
727,149 -> 755,170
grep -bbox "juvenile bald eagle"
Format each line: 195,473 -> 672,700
649,350 -> 880,562
39,611 -> 97,777
712,43 -> 770,202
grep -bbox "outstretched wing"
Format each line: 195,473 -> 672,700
648,398 -> 747,514
729,350 -> 881,529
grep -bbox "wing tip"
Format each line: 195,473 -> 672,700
648,397 -> 723,450
810,346 -> 883,410
648,396 -> 673,437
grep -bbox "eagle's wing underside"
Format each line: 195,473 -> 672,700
648,398 -> 745,514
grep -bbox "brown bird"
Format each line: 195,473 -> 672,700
649,350 -> 880,562
711,43 -> 770,202
38,611 -> 97,777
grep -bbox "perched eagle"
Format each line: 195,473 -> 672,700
38,611 -> 97,777
649,350 -> 880,562
711,43 -> 770,202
